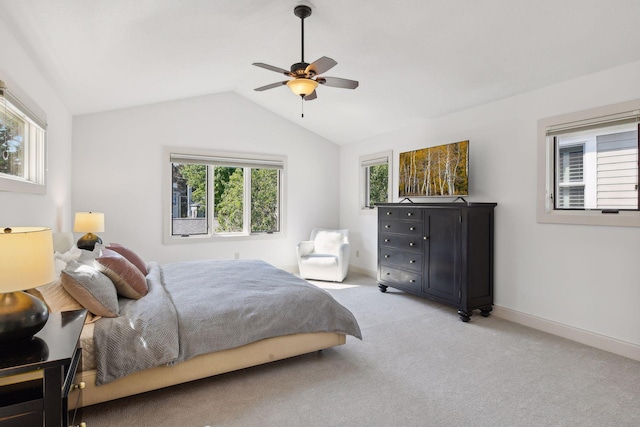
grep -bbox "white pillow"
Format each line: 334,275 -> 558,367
314,231 -> 343,255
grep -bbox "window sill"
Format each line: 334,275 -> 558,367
536,208 -> 640,227
163,232 -> 284,245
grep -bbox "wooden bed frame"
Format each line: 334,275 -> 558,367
70,331 -> 345,408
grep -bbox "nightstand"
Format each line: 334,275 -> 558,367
0,309 -> 87,427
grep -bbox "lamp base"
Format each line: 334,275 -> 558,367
0,291 -> 49,345
77,233 -> 103,251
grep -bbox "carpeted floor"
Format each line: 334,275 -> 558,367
82,273 -> 640,426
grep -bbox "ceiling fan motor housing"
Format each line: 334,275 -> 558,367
290,62 -> 311,76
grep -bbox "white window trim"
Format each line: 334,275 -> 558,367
537,98 -> 640,227
359,150 -> 392,214
163,146 -> 287,244
0,80 -> 47,195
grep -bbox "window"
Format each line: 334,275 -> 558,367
0,80 -> 47,194
165,148 -> 285,242
537,99 -> 640,226
360,151 -> 392,211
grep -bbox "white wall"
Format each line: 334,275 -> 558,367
340,60 -> 640,351
72,92 -> 339,268
0,14 -> 73,231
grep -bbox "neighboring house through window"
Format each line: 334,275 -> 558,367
538,99 -> 640,226
164,148 -> 285,243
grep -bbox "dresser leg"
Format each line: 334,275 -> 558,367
378,284 -> 388,293
480,306 -> 493,317
457,310 -> 472,322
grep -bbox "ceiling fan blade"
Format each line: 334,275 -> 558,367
304,90 -> 317,101
254,81 -> 288,91
252,63 -> 292,76
305,57 -> 337,76
318,76 -> 359,89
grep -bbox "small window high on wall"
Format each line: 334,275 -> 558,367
0,80 -> 47,194
538,99 -> 640,226
360,150 -> 392,211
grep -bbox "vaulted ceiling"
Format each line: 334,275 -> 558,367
2,0 -> 640,145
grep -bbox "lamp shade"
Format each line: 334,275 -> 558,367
74,212 -> 105,233
0,227 -> 55,293
287,78 -> 318,96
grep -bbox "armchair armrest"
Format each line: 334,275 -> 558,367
296,241 -> 315,257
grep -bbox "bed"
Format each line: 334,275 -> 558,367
41,234 -> 361,408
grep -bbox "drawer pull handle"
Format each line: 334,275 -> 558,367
407,212 -> 413,216
424,236 -> 428,240
386,212 -> 392,215
409,279 -> 416,283
72,381 -> 86,390
409,260 -> 416,263
384,239 -> 390,242
409,242 -> 415,246
409,227 -> 415,231
385,225 -> 391,229
384,255 -> 390,258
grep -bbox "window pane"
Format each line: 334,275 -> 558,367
368,163 -> 389,206
171,163 -> 208,236
555,125 -> 638,210
251,168 -> 280,233
214,167 -> 243,233
0,104 -> 26,179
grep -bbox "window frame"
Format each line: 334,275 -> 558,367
537,98 -> 640,227
163,147 -> 287,244
0,80 -> 47,195
359,150 -> 392,213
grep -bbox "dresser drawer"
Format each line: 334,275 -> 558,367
379,265 -> 421,292
379,219 -> 423,235
379,207 -> 423,220
379,233 -> 423,252
379,248 -> 422,272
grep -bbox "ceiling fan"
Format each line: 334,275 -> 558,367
252,5 -> 359,107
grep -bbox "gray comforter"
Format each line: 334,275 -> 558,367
93,259 -> 362,385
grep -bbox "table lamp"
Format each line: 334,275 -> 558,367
0,227 -> 54,345
74,211 -> 104,251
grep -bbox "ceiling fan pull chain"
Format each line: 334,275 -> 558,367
301,96 -> 304,118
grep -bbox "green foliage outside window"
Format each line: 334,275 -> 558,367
368,163 -> 388,206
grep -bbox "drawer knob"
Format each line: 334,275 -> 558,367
384,255 -> 390,258
385,225 -> 391,229
386,211 -> 392,215
407,212 -> 413,216
409,260 -> 416,263
409,279 -> 416,283
384,239 -> 390,242
424,236 -> 428,240
72,381 -> 86,390
409,242 -> 415,246
409,227 -> 415,231
386,272 -> 390,275
69,423 -> 87,427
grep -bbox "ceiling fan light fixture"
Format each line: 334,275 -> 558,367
287,78 -> 318,97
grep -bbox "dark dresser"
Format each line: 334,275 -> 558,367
377,202 -> 496,321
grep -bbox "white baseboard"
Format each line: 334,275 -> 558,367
492,305 -> 640,362
348,264 -> 376,278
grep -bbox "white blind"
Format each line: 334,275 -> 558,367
361,156 -> 388,168
0,80 -> 47,130
170,152 -> 284,170
546,110 -> 639,137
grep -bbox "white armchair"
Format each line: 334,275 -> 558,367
296,228 -> 350,282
